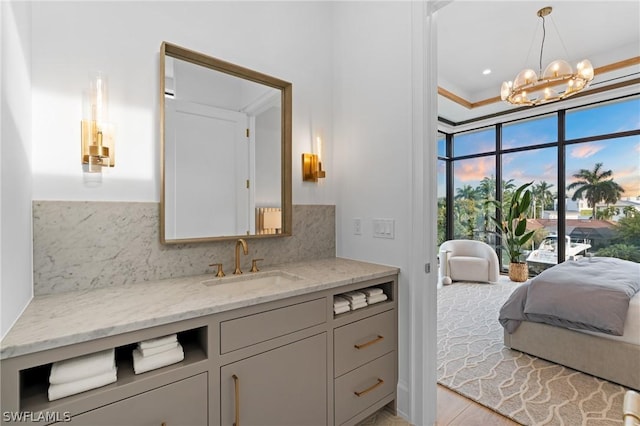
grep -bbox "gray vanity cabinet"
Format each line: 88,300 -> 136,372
1,271 -> 398,426
55,373 -> 208,426
220,333 -> 327,426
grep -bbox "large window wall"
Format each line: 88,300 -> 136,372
438,95 -> 640,273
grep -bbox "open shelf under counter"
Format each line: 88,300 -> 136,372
18,328 -> 208,415
332,279 -> 396,323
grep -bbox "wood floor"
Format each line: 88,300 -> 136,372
360,384 -> 520,425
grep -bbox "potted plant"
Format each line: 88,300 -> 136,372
487,181 -> 535,282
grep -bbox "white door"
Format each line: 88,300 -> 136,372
165,99 -> 249,239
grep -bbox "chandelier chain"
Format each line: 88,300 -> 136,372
539,14 -> 546,77
549,16 -> 574,64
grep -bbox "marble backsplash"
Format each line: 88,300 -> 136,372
33,202 -> 335,295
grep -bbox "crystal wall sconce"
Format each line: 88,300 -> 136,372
81,73 -> 115,174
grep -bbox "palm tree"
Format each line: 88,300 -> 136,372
454,185 -> 478,237
476,176 -> 497,241
455,185 -> 479,200
567,162 -> 625,219
532,181 -> 554,218
477,176 -> 496,201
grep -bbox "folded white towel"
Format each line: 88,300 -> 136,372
48,367 -> 117,401
334,305 -> 350,315
362,287 -> 384,297
333,296 -> 350,308
49,348 -> 115,385
342,291 -> 366,301
350,301 -> 368,310
138,341 -> 179,357
367,293 -> 388,304
138,334 -> 178,351
133,344 -> 184,375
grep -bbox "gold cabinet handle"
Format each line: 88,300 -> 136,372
354,335 -> 384,350
232,374 -> 240,426
354,378 -> 384,397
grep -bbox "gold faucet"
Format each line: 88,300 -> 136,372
234,238 -> 248,274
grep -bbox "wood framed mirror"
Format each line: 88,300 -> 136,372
160,42 -> 292,244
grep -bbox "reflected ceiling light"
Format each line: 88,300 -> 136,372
482,69 -> 492,75
500,6 -> 594,107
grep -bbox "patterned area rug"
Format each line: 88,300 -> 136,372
437,279 -> 628,426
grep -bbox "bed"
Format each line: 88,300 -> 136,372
499,257 -> 640,391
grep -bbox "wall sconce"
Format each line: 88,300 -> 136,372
81,73 -> 115,174
302,136 -> 326,182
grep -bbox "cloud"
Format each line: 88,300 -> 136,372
570,144 -> 604,158
454,157 -> 494,182
614,166 -> 640,197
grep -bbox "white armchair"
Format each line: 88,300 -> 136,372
439,239 -> 500,284
624,390 -> 640,426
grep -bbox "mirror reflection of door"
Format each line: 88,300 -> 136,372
165,100 -> 249,238
245,94 -> 282,235
163,54 -> 281,240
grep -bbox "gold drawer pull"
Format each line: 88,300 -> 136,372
233,374 -> 240,426
354,335 -> 384,350
354,378 -> 384,397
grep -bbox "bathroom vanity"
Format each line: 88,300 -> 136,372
0,258 -> 399,426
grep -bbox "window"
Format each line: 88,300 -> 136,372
566,97 -> 640,140
502,115 -> 557,150
502,147 -> 557,273
452,157 -> 496,241
565,135 -> 640,262
439,95 -> 640,273
453,127 -> 495,157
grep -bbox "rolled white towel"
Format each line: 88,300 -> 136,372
48,367 -> 117,401
342,291 -> 366,302
138,341 -> 179,357
138,334 -> 178,351
350,300 -> 368,310
367,293 -> 388,305
133,344 -> 184,375
334,305 -> 350,315
333,295 -> 350,308
49,348 -> 115,385
362,287 -> 384,297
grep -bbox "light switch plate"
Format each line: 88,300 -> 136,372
373,218 -> 394,239
353,218 -> 362,235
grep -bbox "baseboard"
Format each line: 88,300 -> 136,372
396,380 -> 410,420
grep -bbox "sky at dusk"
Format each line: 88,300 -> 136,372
439,97 -> 640,199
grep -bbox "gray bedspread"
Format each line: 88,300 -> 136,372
499,257 -> 640,335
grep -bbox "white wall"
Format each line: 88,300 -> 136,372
332,2 -> 421,420
30,1 -> 335,206
1,1 -> 33,339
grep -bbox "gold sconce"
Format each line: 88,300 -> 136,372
302,136 -> 326,182
81,73 -> 115,174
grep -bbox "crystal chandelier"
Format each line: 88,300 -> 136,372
500,6 -> 594,106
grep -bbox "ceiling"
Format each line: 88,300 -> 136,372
436,1 -> 640,125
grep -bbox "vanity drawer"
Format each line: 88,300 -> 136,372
220,298 -> 326,353
60,373 -> 207,425
334,310 -> 395,377
334,352 -> 395,426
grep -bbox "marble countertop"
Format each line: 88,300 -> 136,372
0,257 -> 398,360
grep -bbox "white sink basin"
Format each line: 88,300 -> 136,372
201,270 -> 303,287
